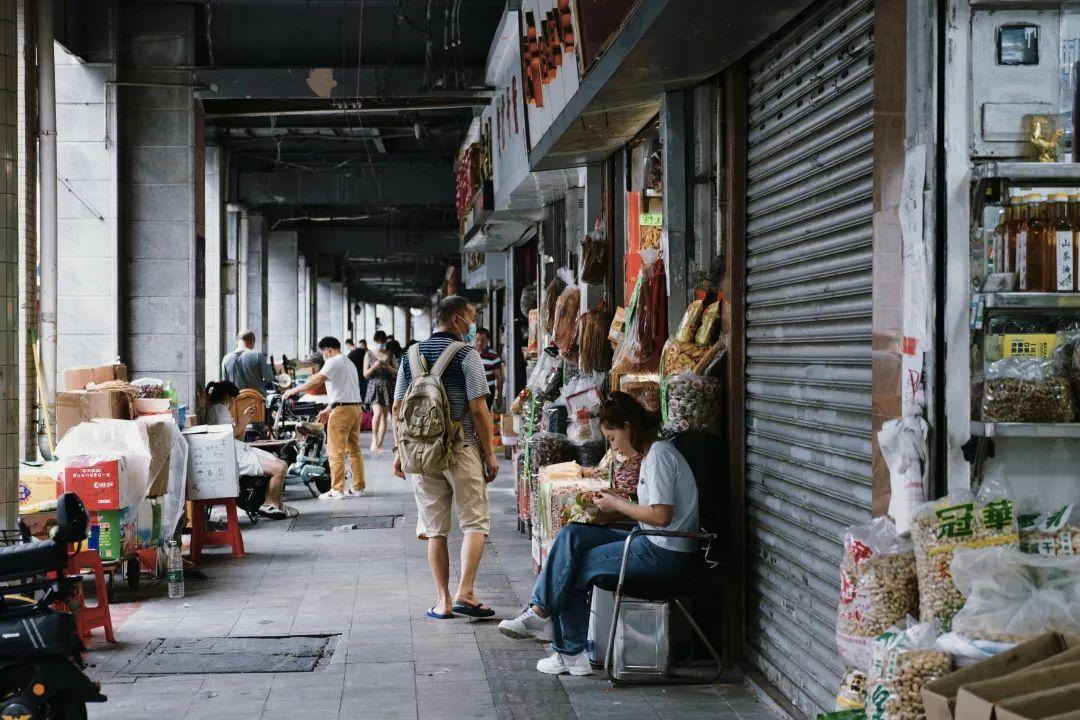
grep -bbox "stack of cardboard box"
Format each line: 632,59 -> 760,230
924,633 -> 1080,720
59,455 -> 159,561
57,363 -> 132,438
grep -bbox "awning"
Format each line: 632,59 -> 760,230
528,0 -> 818,171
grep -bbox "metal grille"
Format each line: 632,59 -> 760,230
742,0 -> 875,714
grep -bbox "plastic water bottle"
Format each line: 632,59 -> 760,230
166,540 -> 184,599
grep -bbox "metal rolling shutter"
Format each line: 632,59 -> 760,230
742,0 -> 875,714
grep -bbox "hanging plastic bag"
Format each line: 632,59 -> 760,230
580,227 -> 607,285
662,372 -> 722,435
578,303 -> 614,373
877,411 -> 928,535
866,620 -> 950,720
541,276 -> 565,337
519,283 -> 538,318
526,347 -> 562,400
673,299 -> 704,343
552,284 -> 582,357
981,357 -> 1075,422
695,299 -> 722,346
611,250 -> 666,374
835,518 -> 919,669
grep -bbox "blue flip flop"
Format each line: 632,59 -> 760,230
427,606 -> 455,620
452,601 -> 496,618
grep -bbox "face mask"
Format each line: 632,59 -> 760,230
461,321 -> 477,344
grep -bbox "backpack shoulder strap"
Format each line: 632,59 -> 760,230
431,341 -> 467,378
408,343 -> 429,377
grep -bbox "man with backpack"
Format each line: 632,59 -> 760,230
392,295 -> 499,620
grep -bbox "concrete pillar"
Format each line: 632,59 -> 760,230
297,254 -> 308,357
56,42 -> 119,386
204,145 -> 225,386
375,304 -> 392,339
316,278 -> 332,340
223,204 -> 240,344
329,281 -> 344,342
660,91 -> 689,332
581,164 -> 604,313
246,210 -> 268,349
267,231 -> 298,362
393,306 -> 408,343
1,0 -> 19,527
411,308 -> 432,342
306,265 -> 316,355
118,3 -> 203,406
364,304 -> 376,341
16,0 -> 35,459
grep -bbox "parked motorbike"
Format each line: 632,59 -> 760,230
0,493 -> 107,720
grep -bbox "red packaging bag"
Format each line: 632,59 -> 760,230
61,455 -> 134,510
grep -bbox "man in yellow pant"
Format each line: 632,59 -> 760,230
282,336 -> 365,498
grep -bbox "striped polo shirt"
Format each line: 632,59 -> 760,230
479,349 -> 502,392
393,332 -> 490,445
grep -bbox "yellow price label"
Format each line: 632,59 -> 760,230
639,213 -> 663,227
1002,334 -> 1058,358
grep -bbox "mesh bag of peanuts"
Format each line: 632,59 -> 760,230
910,478 -> 1019,632
866,620 -> 951,720
835,518 -> 919,669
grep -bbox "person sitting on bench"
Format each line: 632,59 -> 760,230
205,381 -> 295,519
498,391 -> 700,676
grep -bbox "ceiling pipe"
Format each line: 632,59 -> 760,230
204,102 -> 483,119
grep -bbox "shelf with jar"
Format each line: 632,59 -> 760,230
969,189 -> 1080,440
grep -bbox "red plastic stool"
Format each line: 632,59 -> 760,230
66,549 -> 116,643
188,498 -> 245,562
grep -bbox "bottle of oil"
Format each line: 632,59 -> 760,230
1004,193 -> 1026,274
1018,193 -> 1047,291
1050,192 -> 1076,292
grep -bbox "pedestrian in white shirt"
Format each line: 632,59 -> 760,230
282,336 -> 366,499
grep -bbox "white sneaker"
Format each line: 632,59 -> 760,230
498,607 -> 553,642
536,651 -> 593,676
344,488 -> 365,497
319,489 -> 344,500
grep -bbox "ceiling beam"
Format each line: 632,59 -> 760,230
236,164 -> 454,207
196,67 -> 491,101
299,227 -> 459,257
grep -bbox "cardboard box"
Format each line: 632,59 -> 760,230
20,510 -> 58,540
62,363 -> 127,391
56,390 -> 131,438
184,425 -> 239,500
18,462 -> 60,507
996,682 -> 1080,720
60,456 -> 141,511
91,498 -> 162,561
956,661 -> 1080,720
924,633 -> 1080,720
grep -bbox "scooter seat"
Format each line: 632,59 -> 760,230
0,539 -> 66,580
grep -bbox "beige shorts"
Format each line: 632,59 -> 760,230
412,445 -> 490,539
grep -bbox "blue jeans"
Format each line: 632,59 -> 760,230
530,523 -> 696,655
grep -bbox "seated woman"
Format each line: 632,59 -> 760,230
205,381 -> 296,520
498,391 -> 700,676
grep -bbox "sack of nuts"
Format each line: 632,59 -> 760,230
910,479 -> 1019,632
835,518 -> 919,669
866,621 -> 951,720
981,357 -> 1075,423
1018,503 -> 1080,557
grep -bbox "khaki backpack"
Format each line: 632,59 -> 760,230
397,341 -> 466,475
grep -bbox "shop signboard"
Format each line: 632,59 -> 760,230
487,10 -> 531,209
519,0 -> 581,152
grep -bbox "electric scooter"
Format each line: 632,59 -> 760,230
0,493 -> 108,720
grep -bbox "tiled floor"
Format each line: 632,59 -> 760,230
84,444 -> 783,720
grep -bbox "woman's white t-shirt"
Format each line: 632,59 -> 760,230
636,440 -> 700,553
